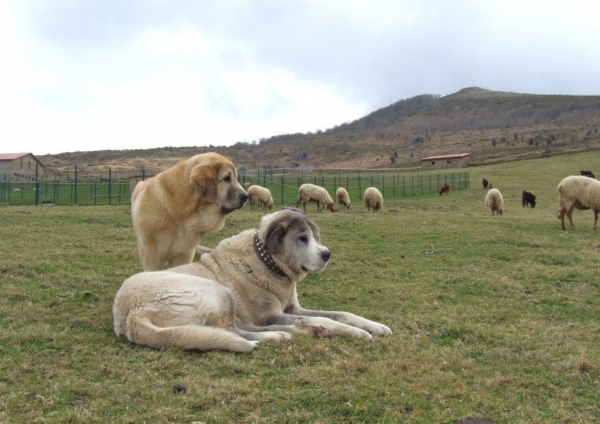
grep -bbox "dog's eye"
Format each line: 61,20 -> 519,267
298,235 -> 308,244
223,175 -> 232,183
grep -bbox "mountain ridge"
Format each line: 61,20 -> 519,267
40,87 -> 600,176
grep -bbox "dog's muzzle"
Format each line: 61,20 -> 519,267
222,192 -> 249,214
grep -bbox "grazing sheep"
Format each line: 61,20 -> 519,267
364,187 -> 383,213
335,187 -> 351,209
485,188 -> 504,216
488,182 -> 493,189
557,175 -> 600,231
296,184 -> 336,212
522,190 -> 536,208
580,170 -> 595,179
247,185 -> 273,211
439,183 -> 450,195
482,178 -> 489,189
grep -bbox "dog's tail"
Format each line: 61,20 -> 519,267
124,313 -> 258,353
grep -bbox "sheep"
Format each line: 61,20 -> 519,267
580,170 -> 595,179
556,175 -> 600,231
522,190 -> 536,208
439,183 -> 450,195
247,185 -> 273,211
364,187 -> 383,213
482,178 -> 489,189
296,183 -> 336,212
485,188 -> 504,216
335,187 -> 351,209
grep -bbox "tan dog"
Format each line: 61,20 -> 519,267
114,209 -> 392,352
131,153 -> 248,271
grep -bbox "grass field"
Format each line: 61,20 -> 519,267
1,151 -> 599,423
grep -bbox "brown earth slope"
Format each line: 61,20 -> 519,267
40,87 -> 600,178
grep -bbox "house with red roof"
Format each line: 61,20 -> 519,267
0,153 -> 47,182
420,153 -> 471,169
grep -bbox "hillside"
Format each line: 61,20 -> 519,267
40,87 -> 600,177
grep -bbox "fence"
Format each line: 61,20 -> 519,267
0,165 -> 470,206
240,169 -> 470,207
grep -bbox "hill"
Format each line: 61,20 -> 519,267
40,87 -> 600,177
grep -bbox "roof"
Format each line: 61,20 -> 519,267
0,152 -> 46,167
421,153 -> 471,161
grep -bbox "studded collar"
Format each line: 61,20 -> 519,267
253,231 -> 288,278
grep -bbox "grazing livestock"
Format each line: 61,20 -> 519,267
296,184 -> 336,212
580,170 -> 596,179
522,190 -> 536,208
557,175 -> 600,231
247,185 -> 273,211
482,178 -> 489,189
485,188 -> 504,216
439,183 -> 450,195
335,187 -> 351,209
364,187 -> 383,213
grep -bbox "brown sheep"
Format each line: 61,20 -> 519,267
439,184 -> 450,195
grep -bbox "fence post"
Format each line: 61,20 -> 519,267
281,176 -> 284,206
35,163 -> 39,206
358,175 -> 362,199
109,168 -> 112,205
74,165 -> 78,205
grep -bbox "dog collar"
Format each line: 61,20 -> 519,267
253,231 -> 289,278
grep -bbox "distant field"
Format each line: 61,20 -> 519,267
1,151 -> 599,423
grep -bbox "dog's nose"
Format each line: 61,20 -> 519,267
239,192 -> 249,203
321,250 -> 331,262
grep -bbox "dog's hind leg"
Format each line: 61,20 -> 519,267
126,312 -> 257,353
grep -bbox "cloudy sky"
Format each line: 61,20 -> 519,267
1,0 -> 599,155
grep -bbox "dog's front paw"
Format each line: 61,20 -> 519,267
345,314 -> 392,337
352,328 -> 374,341
363,321 -> 392,337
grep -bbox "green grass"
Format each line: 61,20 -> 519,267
1,151 -> 600,423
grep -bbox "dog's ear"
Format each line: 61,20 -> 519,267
264,219 -> 291,256
189,162 -> 220,202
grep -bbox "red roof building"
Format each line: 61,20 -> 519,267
420,153 -> 471,168
0,152 -> 47,182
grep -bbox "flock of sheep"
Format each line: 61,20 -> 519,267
246,183 -> 384,214
482,170 -> 600,231
247,169 -> 600,231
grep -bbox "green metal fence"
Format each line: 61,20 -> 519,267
0,165 -> 470,206
240,169 -> 470,206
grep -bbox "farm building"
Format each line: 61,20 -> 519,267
420,153 -> 471,169
0,153 -> 47,182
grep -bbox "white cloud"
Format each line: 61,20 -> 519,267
1,0 -> 599,155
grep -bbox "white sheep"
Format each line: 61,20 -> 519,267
364,187 -> 383,213
485,188 -> 504,215
247,185 -> 273,211
296,184 -> 336,212
557,175 -> 600,231
335,187 -> 351,209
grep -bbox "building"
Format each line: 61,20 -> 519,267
420,153 -> 471,169
0,153 -> 46,182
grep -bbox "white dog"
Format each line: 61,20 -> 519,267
114,209 -> 392,352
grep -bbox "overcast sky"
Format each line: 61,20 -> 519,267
1,0 -> 599,155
